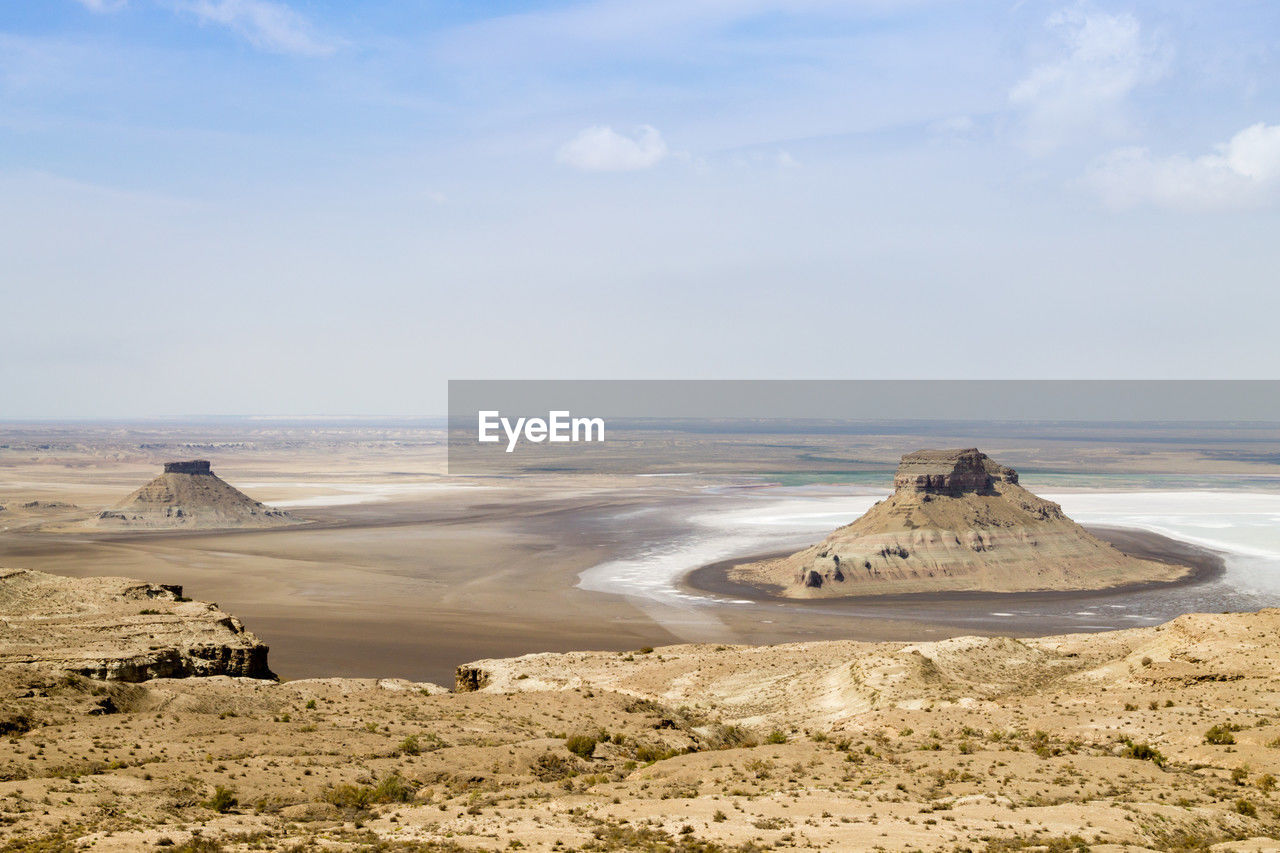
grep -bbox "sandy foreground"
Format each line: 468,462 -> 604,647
3,607 -> 1280,851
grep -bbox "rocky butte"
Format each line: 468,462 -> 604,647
0,568 -> 273,681
731,448 -> 1193,597
91,459 -> 293,530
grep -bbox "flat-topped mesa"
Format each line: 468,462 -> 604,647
89,459 -> 294,530
163,460 -> 212,475
728,447 -> 1193,597
893,448 -> 1018,495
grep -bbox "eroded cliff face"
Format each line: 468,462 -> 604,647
892,447 -> 1021,494
0,569 -> 274,681
733,448 -> 1190,597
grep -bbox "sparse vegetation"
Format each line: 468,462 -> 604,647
1121,739 -> 1165,767
565,734 -> 598,758
1205,723 -> 1241,745
203,785 -> 238,814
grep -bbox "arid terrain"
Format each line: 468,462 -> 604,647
2,421 -> 1280,850
3,568 -> 1280,851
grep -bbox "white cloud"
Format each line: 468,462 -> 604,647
169,0 -> 336,56
1087,123 -> 1280,210
1011,6 -> 1168,150
557,125 -> 668,172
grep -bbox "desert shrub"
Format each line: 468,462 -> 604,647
324,783 -> 372,811
173,839 -> 226,853
371,772 -> 415,803
1121,739 -> 1165,766
399,735 -> 421,756
565,734 -> 597,759
577,821 -> 759,852
703,723 -> 757,750
323,773 -> 415,810
203,785 -> 238,814
1029,730 -> 1057,758
1205,724 -> 1239,745
765,730 -> 787,745
0,711 -> 34,736
983,835 -> 1088,852
633,743 -> 679,763
531,751 -> 580,781
1235,798 -> 1257,817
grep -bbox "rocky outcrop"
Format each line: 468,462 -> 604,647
455,664 -> 489,692
88,460 -> 293,530
732,448 -> 1191,597
163,460 -> 212,475
0,569 -> 274,681
893,448 -> 1019,494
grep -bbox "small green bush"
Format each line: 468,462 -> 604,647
633,743 -> 678,763
203,785 -> 238,814
765,730 -> 788,745
1205,724 -> 1239,745
531,751 -> 579,781
565,734 -> 597,758
323,773 -> 415,811
1121,739 -> 1165,766
372,772 -> 415,803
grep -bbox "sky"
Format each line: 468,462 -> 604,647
1,0 -> 1279,417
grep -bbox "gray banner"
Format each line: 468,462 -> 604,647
447,380 -> 1280,475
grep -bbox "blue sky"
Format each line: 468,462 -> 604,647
2,0 -> 1279,416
